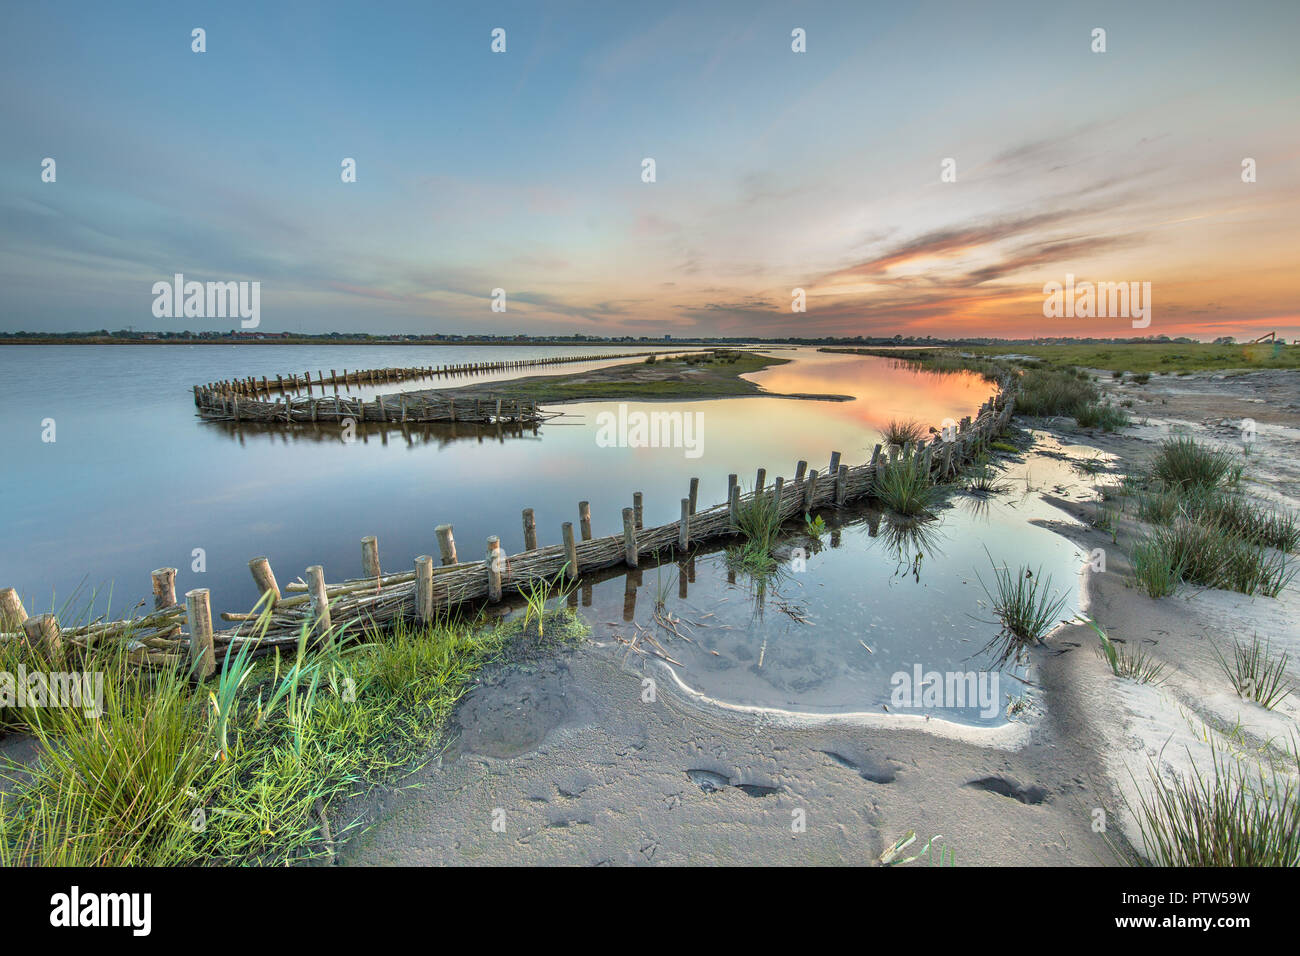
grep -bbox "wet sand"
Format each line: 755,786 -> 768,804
337,367 -> 1298,866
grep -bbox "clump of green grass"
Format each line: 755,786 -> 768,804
1130,534 -> 1183,597
1132,747 -> 1300,867
1149,436 -> 1237,491
1132,372 -> 1151,384
1015,366 -> 1100,417
965,462 -> 1007,496
873,454 -> 939,516
0,605 -> 586,866
976,553 -> 1069,665
1211,635 -> 1293,710
990,441 -> 1019,455
1130,518 -> 1295,598
1080,616 -> 1167,684
726,489 -> 784,577
882,419 -> 927,447
1074,402 -> 1130,432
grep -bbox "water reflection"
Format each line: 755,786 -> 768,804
206,418 -> 542,448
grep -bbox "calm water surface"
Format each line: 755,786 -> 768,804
0,344 -> 1087,723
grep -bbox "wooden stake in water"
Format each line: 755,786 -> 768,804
306,566 -> 331,639
436,524 -> 458,566
562,522 -> 579,576
522,508 -> 538,551
486,537 -> 503,602
184,590 -> 215,679
248,557 -> 280,607
23,614 -> 62,659
415,555 -> 434,623
679,498 -> 690,550
578,501 -> 592,541
633,492 -> 644,530
804,469 -> 820,510
0,588 -> 27,631
689,477 -> 699,515
622,508 -> 639,568
362,536 -> 381,582
795,460 -> 807,483
151,568 -> 177,609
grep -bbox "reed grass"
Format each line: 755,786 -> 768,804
1130,518 -> 1295,598
0,606 -> 587,866
1132,747 -> 1300,867
882,419 -> 927,447
1211,634 -> 1293,710
1149,436 -> 1238,491
726,489 -> 785,577
1014,366 -> 1099,417
1074,402 -> 1130,432
976,552 -> 1069,665
873,454 -> 939,517
1080,616 -> 1167,684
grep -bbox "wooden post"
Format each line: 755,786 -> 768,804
578,501 -> 592,541
689,477 -> 699,515
836,464 -> 849,505
755,468 -> 766,493
621,508 -> 639,568
729,484 -> 741,525
306,566 -> 331,639
522,508 -> 538,550
727,474 -> 737,504
436,524 -> 458,565
795,460 -> 808,483
415,555 -> 434,623
562,522 -> 579,576
248,556 -> 281,607
0,588 -> 27,631
679,498 -> 690,550
23,614 -> 62,659
633,492 -> 644,530
486,537 -> 503,602
184,590 -> 215,678
361,536 -> 381,581
871,444 -> 883,466
829,450 -> 841,476
804,469 -> 819,510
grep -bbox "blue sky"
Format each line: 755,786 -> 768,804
2,0 -> 1296,338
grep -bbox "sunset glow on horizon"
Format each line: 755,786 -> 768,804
2,0 -> 1296,340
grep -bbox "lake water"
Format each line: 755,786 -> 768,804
0,344 -> 1086,723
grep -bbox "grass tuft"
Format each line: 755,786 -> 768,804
1211,634 -> 1293,710
976,552 -> 1069,665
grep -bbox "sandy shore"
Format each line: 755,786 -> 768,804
335,367 -> 1298,866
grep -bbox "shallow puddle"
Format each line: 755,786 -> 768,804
570,432 -> 1102,726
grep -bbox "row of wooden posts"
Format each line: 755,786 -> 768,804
2,379 -> 1017,680
194,388 -> 548,425
197,351 -> 672,400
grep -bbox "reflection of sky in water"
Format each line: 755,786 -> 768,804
2,345 -> 996,628
573,440 -> 1097,726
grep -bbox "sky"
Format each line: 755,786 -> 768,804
1,0 -> 1296,340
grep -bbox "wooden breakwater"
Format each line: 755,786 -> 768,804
193,350 -> 677,425
4,377 -> 1017,678
195,389 -> 549,425
197,350 -> 673,400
